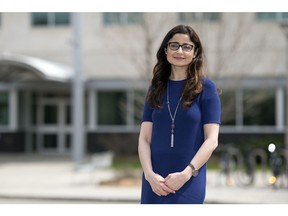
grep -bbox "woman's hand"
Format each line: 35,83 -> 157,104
163,171 -> 191,191
146,172 -> 176,196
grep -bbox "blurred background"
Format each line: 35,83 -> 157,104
0,12 -> 288,203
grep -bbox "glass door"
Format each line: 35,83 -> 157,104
36,97 -> 71,154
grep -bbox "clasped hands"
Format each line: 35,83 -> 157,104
147,171 -> 190,197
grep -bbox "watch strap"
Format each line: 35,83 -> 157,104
188,163 -> 198,176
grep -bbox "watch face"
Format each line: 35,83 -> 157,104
193,170 -> 198,177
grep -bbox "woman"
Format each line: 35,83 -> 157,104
138,24 -> 221,204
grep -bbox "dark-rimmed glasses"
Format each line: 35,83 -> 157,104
167,42 -> 194,52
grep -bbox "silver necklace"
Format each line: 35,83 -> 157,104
167,81 -> 183,147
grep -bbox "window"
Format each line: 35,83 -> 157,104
178,12 -> 221,22
256,12 -> 288,21
66,104 -> 71,125
95,89 -> 146,127
43,134 -> 57,148
32,12 -> 70,26
103,12 -> 144,25
0,92 -> 9,125
133,90 -> 146,125
31,93 -> 37,125
43,105 -> 58,124
97,91 -> 127,125
220,90 -> 236,125
243,89 -> 275,126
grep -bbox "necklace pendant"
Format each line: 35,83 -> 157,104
171,122 -> 175,147
171,133 -> 174,147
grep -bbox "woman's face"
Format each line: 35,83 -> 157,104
165,33 -> 195,68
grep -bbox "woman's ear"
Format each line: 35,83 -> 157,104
164,48 -> 167,54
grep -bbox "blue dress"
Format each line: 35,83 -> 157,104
140,77 -> 221,204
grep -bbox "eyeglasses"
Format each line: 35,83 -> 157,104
167,42 -> 194,52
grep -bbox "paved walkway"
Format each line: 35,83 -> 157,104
0,154 -> 288,204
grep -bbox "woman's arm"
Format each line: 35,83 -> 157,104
183,123 -> 220,177
138,121 -> 176,196
138,121 -> 153,179
164,123 -> 220,190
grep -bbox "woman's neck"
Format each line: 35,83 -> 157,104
170,68 -> 187,81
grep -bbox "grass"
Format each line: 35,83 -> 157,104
112,155 -> 142,169
112,155 -> 221,170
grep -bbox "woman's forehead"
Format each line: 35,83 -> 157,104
169,33 -> 192,42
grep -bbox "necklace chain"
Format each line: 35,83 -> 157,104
167,81 -> 183,147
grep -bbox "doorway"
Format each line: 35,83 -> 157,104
33,96 -> 71,154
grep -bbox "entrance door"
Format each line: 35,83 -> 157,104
36,97 -> 71,154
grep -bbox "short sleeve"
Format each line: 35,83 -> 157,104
200,78 -> 221,125
141,100 -> 153,122
141,88 -> 153,123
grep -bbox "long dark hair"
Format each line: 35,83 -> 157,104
147,24 -> 206,109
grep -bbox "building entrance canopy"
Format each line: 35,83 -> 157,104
0,53 -> 73,82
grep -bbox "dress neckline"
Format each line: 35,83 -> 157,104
168,79 -> 187,83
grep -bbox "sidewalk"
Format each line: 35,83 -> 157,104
0,154 -> 288,204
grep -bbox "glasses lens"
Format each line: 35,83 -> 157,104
168,42 -> 180,50
182,44 -> 193,52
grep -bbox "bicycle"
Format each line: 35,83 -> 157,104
216,143 -> 268,187
266,143 -> 288,189
215,143 -> 242,186
234,147 -> 268,187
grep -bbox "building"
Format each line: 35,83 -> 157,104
0,12 -> 287,157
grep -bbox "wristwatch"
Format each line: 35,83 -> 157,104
188,163 -> 198,177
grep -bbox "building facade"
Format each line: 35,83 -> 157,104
0,12 -> 287,156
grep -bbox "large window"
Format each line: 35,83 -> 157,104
97,91 -> 127,125
256,12 -> 288,21
133,90 -> 146,125
0,92 -> 9,125
243,89 -> 275,126
178,12 -> 221,22
220,90 -> 236,125
31,12 -> 70,26
219,87 -> 277,128
103,12 -> 144,25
